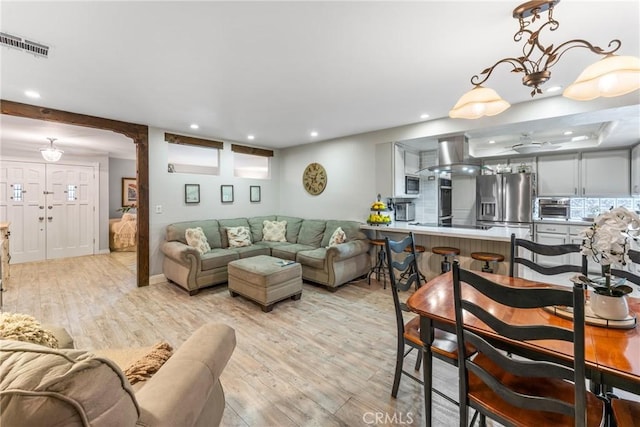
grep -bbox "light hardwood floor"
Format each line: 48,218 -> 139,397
2,252 -> 468,426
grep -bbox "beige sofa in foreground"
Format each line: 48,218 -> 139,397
161,216 -> 371,294
0,323 -> 236,427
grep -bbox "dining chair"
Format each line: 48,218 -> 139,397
611,248 -> 640,286
509,233 -> 588,278
452,261 -> 605,427
610,397 -> 640,427
384,233 -> 470,406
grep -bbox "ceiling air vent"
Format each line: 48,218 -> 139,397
0,32 -> 49,58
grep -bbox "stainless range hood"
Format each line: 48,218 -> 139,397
425,134 -> 482,174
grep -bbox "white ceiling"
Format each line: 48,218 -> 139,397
1,1 -> 639,159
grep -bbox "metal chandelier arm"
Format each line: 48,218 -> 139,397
543,38 -> 622,70
470,57 -> 530,87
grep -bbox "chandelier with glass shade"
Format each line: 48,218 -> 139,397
40,137 -> 64,162
449,0 -> 640,120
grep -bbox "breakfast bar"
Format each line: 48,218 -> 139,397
361,222 -> 531,279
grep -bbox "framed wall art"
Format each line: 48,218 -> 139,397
250,185 -> 261,203
185,184 -> 200,204
121,177 -> 137,207
221,185 -> 234,203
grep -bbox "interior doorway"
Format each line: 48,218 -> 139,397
1,100 -> 150,287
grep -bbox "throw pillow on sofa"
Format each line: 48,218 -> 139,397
327,227 -> 346,247
227,226 -> 252,248
185,227 -> 211,254
262,220 -> 287,242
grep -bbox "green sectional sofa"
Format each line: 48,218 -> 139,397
160,216 -> 371,295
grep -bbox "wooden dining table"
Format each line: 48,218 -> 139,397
406,271 -> 640,426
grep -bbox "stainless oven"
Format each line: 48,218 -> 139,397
538,198 -> 571,219
439,178 -> 452,221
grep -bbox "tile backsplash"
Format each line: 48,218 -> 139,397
536,197 -> 640,220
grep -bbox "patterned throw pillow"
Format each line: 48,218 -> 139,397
262,220 -> 287,242
185,227 -> 211,254
328,227 -> 347,247
227,226 -> 252,248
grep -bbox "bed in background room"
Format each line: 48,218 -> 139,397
109,213 -> 137,252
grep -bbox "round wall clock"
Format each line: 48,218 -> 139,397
302,162 -> 327,195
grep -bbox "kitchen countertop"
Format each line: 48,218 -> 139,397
361,222 -> 531,242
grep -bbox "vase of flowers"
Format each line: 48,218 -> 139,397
578,206 -> 639,320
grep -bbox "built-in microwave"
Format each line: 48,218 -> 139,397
405,176 -> 420,194
539,198 -> 571,219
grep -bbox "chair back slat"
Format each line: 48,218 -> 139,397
509,233 -> 588,278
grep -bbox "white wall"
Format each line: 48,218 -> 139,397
148,127 -> 281,274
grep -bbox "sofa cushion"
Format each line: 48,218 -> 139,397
321,220 -> 366,247
219,218 -> 251,247
271,243 -> 316,261
327,227 -> 346,247
248,215 -> 277,242
185,227 -> 211,254
201,249 -> 239,271
296,248 -> 328,270
263,220 -> 287,242
166,220 -> 222,248
226,226 -> 252,248
276,216 -> 304,243
0,340 -> 139,427
297,220 -> 326,247
228,245 -> 271,259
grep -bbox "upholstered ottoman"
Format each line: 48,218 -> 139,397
228,255 -> 302,312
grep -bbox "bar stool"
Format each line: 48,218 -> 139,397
399,244 -> 427,288
431,246 -> 460,274
471,251 -> 505,273
368,239 -> 388,288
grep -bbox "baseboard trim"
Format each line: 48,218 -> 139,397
97,249 -> 111,255
149,274 -> 167,285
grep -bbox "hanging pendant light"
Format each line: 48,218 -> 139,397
40,137 -> 64,162
449,0 -> 640,119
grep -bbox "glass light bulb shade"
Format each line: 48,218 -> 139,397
449,86 -> 511,119
40,147 -> 64,162
563,55 -> 640,101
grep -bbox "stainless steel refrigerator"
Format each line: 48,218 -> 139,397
476,173 -> 535,226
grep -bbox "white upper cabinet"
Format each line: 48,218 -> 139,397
631,144 -> 640,195
404,150 -> 420,175
580,150 -> 630,197
537,153 -> 580,197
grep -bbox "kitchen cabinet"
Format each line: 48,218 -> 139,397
580,150 -> 630,197
404,150 -> 420,175
537,153 -> 580,197
374,142 -> 418,199
535,223 -> 571,267
632,144 -> 640,195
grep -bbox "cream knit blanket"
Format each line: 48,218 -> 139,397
0,312 -> 59,348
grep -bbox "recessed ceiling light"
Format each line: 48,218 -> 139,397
25,90 -> 40,99
247,135 -> 255,140
571,135 -> 589,142
488,140 -> 496,144
420,113 -> 430,119
546,85 -> 563,93
190,124 -> 199,129
563,130 -> 573,136
310,131 -> 318,137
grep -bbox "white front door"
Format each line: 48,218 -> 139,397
0,161 -> 96,263
46,164 -> 95,259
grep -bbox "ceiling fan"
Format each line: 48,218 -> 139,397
510,133 -> 564,154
